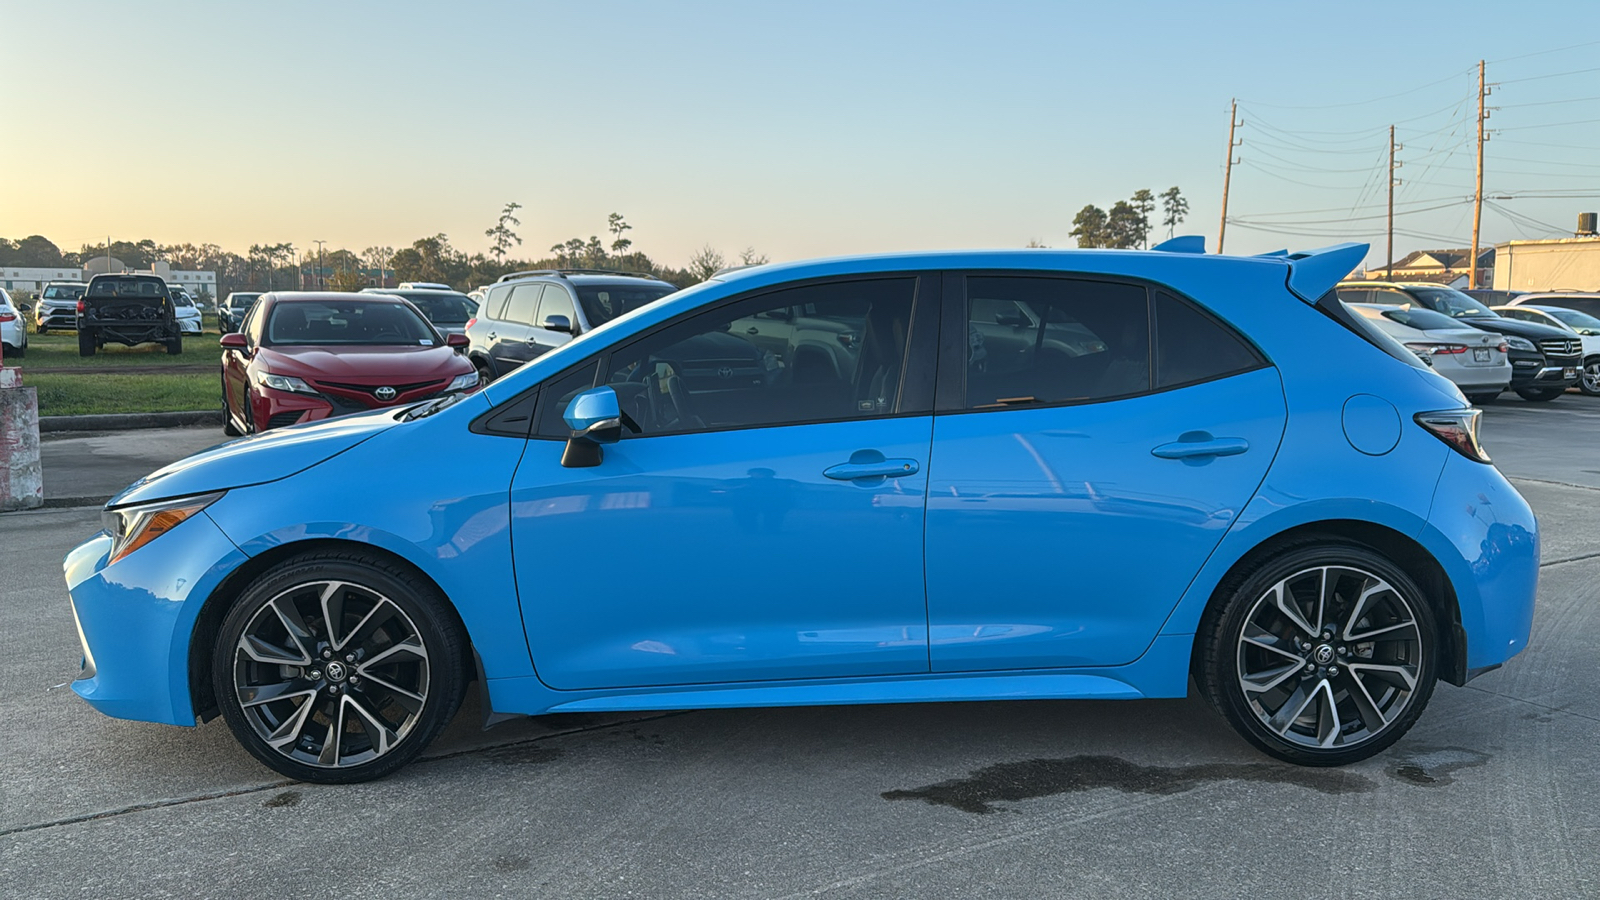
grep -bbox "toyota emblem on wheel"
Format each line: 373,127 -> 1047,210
375,386 -> 397,401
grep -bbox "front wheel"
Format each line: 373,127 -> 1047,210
1515,387 -> 1565,402
1198,542 -> 1437,766
1579,357 -> 1600,397
166,335 -> 183,355
212,550 -> 467,783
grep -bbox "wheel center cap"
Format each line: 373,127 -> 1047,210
324,661 -> 348,682
1312,644 -> 1336,666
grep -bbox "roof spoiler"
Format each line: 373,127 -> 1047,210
1282,242 -> 1368,304
1151,235 -> 1206,254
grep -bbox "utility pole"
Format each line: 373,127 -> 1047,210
1218,99 -> 1242,253
1387,125 -> 1402,281
312,240 -> 327,290
1469,60 -> 1488,290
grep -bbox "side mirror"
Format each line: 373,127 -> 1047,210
17,302 -> 31,313
220,333 -> 248,350
541,314 -> 573,334
445,333 -> 470,350
561,386 -> 622,467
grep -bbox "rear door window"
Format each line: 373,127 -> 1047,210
1154,291 -> 1264,389
503,283 -> 544,326
536,286 -> 578,330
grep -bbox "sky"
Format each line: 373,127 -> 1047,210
3,0 -> 1598,272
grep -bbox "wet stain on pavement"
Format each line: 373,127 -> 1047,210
1386,747 -> 1491,787
483,743 -> 564,766
492,855 -> 531,873
262,790 -> 302,808
883,755 -> 1373,814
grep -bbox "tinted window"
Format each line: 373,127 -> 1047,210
395,292 -> 474,325
265,301 -> 437,346
484,284 -> 512,319
1379,307 -> 1465,331
575,283 -> 677,327
602,278 -> 915,436
1544,307 -> 1600,331
964,277 -> 1149,409
1154,291 -> 1263,388
89,278 -> 167,298
534,361 -> 600,438
1411,288 -> 1496,317
1335,288 -> 1371,306
537,286 -> 578,328
43,285 -> 85,300
1531,296 -> 1600,319
503,284 -> 543,325
1366,288 -> 1413,307
244,302 -> 267,346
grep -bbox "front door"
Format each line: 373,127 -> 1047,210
511,275 -> 937,690
925,275 -> 1286,670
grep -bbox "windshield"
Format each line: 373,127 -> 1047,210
1412,287 -> 1497,318
1381,307 -> 1465,331
88,278 -> 168,299
1546,307 -> 1600,331
265,300 -> 438,346
392,292 -> 475,325
43,285 -> 85,300
576,284 -> 676,327
230,294 -> 261,309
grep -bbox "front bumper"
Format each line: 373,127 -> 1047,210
36,309 -> 77,330
65,511 -> 248,726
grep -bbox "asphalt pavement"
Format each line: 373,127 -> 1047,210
2,396 -> 1598,899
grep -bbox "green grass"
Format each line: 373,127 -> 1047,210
11,332 -> 221,369
27,372 -> 219,416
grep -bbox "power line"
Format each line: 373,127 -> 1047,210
1499,65 -> 1600,85
1496,117 -> 1600,132
1490,40 -> 1600,64
1240,68 -> 1474,110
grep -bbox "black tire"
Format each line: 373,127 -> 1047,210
1515,387 -> 1565,402
35,324 -> 47,335
166,335 -> 183,356
211,549 -> 467,783
472,355 -> 495,385
1197,540 -> 1438,766
1579,356 -> 1600,397
78,329 -> 96,357
1465,391 -> 1499,405
4,342 -> 21,359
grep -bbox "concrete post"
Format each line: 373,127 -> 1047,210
0,367 -> 44,511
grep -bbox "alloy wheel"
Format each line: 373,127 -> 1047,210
1582,359 -> 1600,395
1235,565 -> 1424,751
232,580 -> 431,770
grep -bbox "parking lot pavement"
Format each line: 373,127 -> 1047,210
3,403 -> 1599,898
38,427 -> 227,505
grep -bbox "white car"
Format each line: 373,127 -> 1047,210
0,288 -> 28,358
1495,304 -> 1600,396
169,288 -> 204,335
1349,302 -> 1510,397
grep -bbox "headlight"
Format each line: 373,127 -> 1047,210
101,492 -> 225,564
446,372 -> 480,392
1505,336 -> 1536,352
254,370 -> 317,394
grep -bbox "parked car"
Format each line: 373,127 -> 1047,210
65,242 -> 1539,783
77,274 -> 182,356
0,289 -> 27,358
1337,281 -> 1580,401
219,291 -> 479,435
359,287 -> 478,338
1463,289 -> 1525,307
1503,290 -> 1600,321
1494,304 -> 1600,396
1348,303 -> 1511,397
397,281 -> 452,291
219,292 -> 263,333
466,270 -> 677,383
34,281 -> 87,333
169,287 -> 204,335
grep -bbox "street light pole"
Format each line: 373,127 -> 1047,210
312,240 -> 327,290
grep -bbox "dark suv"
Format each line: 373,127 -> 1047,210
1336,281 -> 1580,401
464,270 -> 677,381
78,274 -> 183,356
219,292 -> 263,333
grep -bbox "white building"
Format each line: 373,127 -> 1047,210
1,266 -> 85,292
1493,236 -> 1600,292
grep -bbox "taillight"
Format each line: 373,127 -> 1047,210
465,317 -> 477,330
0,312 -> 15,323
77,299 -> 86,313
1497,342 -> 1509,353
1404,342 -> 1467,356
1415,409 -> 1491,463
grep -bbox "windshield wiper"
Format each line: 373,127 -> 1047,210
399,393 -> 465,422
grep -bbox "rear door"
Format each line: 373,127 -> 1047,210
527,284 -> 579,357
924,274 -> 1287,670
489,283 -> 541,373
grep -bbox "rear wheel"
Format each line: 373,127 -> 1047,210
211,550 -> 467,783
1199,542 -> 1437,766
1580,357 -> 1600,397
1465,391 -> 1499,405
1515,387 -> 1565,402
78,329 -> 96,357
166,335 -> 183,355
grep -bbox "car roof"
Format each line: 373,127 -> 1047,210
1516,291 -> 1600,299
264,291 -> 417,304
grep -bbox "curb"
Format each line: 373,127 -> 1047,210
40,410 -> 222,433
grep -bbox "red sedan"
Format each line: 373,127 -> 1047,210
221,292 -> 480,434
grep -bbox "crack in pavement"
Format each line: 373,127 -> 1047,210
0,711 -> 680,840
1461,684 -> 1600,725
1541,550 -> 1600,568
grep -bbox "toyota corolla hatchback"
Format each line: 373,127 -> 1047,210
65,243 -> 1539,783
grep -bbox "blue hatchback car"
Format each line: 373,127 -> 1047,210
65,242 -> 1538,782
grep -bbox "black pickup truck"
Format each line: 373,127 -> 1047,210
78,274 -> 183,356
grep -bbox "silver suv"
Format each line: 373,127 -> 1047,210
34,281 -> 88,333
465,270 -> 676,381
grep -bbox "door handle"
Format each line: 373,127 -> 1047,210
824,450 -> 919,481
1151,436 -> 1250,460
487,331 -> 497,340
